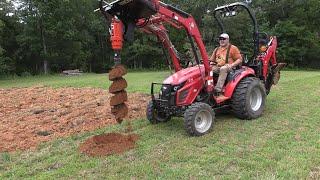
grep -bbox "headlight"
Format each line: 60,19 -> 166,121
173,82 -> 186,92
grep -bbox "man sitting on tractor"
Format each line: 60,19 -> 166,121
209,33 -> 243,98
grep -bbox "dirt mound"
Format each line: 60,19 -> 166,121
0,86 -> 149,152
79,133 -> 139,157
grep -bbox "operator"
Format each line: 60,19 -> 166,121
183,42 -> 196,67
209,33 -> 242,97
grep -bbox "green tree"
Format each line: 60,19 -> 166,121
18,0 -> 112,74
0,0 -> 19,75
1,0 -> 320,76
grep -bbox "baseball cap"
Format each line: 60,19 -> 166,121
219,33 -> 229,39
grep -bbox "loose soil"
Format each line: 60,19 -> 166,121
109,78 -> 128,93
0,86 -> 149,152
109,65 -> 127,81
110,90 -> 127,106
111,103 -> 128,123
108,66 -> 129,123
79,133 -> 139,157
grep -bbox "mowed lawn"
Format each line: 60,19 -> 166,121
0,71 -> 170,93
0,70 -> 320,179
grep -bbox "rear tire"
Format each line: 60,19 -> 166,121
231,77 -> 266,119
184,102 -> 215,136
146,100 -> 171,124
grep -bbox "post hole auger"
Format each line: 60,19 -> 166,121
100,4 -> 128,124
107,17 -> 128,123
97,0 -> 162,123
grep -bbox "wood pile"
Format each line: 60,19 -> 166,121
62,69 -> 83,76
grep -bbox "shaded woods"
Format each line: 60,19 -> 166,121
0,0 -> 319,75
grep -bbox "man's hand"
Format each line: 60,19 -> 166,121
210,61 -> 217,65
231,59 -> 242,68
225,64 -> 233,71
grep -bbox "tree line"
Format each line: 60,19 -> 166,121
0,0 -> 319,76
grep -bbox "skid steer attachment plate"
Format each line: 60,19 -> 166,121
104,0 -> 158,21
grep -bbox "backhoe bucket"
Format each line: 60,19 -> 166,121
273,63 -> 286,85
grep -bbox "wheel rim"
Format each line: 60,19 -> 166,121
249,87 -> 263,111
194,110 -> 212,133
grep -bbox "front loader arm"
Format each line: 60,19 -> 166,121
156,2 -> 210,74
98,0 -> 210,74
143,24 -> 182,72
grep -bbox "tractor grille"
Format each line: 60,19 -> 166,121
150,82 -> 186,117
151,83 -> 175,107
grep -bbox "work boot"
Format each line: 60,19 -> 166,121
216,94 -> 229,102
214,87 -> 229,102
214,91 -> 228,102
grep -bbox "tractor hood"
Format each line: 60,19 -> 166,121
163,66 -> 205,85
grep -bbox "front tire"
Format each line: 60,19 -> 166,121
184,102 -> 215,136
146,100 -> 171,124
231,77 -> 266,119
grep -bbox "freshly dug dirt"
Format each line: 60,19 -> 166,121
0,86 -> 149,152
109,65 -> 127,81
109,78 -> 128,93
110,90 -> 127,106
111,103 -> 129,123
79,133 -> 139,157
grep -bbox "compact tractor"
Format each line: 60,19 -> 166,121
97,0 -> 286,136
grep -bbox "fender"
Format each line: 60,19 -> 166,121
224,67 -> 255,98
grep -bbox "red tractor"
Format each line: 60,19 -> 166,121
98,0 -> 286,136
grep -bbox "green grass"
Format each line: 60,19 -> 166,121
1,71 -> 320,179
0,71 -> 171,93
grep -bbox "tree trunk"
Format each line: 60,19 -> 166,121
139,59 -> 142,69
40,16 -> 48,74
134,59 -> 137,69
43,59 -> 48,74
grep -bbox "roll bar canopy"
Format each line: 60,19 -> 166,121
213,2 -> 259,58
